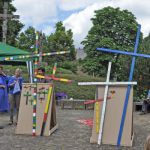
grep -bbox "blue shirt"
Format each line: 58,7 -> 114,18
0,75 -> 9,111
8,76 -> 23,95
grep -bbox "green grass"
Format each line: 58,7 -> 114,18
2,65 -> 141,101
54,73 -> 104,99
3,65 -> 104,100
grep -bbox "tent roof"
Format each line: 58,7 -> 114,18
0,42 -> 30,57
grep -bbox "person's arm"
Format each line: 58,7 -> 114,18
8,77 -> 16,87
0,76 -> 6,88
1,71 -> 6,77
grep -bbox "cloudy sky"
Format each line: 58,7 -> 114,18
13,0 -> 150,48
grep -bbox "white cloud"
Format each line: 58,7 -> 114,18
13,0 -> 57,27
63,0 -> 150,47
59,0 -> 104,11
42,26 -> 54,35
12,0 -> 150,48
63,3 -> 102,48
113,0 -> 150,37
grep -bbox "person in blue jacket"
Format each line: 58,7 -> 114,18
0,65 -> 9,112
8,68 -> 23,125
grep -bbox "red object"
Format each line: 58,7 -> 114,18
32,133 -> 36,136
43,113 -> 47,122
77,119 -> 93,128
84,96 -> 111,105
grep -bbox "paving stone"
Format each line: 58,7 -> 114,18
0,107 -> 148,149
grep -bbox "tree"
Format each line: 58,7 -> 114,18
134,34 -> 150,99
0,0 -> 24,45
16,26 -> 49,54
16,26 -> 36,52
81,7 -> 142,80
45,21 -> 76,64
17,22 -> 76,66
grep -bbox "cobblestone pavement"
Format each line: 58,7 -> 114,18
0,107 -> 149,150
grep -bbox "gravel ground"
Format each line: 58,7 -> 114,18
0,107 -> 149,150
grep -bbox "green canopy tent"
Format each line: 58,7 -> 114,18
0,42 -> 33,82
0,42 -> 30,56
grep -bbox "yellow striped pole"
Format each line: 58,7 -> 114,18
35,75 -> 72,83
40,85 -> 53,136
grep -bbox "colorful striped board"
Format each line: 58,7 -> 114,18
40,62 -> 72,136
0,51 -> 70,61
35,62 -> 73,83
16,83 -> 57,136
36,75 -> 72,83
40,62 -> 56,136
32,31 -> 39,136
95,102 -> 100,134
40,85 -> 53,136
52,63 -> 57,78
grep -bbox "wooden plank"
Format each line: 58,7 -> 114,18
78,82 -> 137,86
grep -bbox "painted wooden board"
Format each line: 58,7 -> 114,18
90,85 -> 134,146
16,83 -> 58,136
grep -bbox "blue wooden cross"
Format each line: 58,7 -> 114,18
96,24 -> 150,146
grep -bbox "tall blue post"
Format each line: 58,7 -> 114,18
117,24 -> 141,146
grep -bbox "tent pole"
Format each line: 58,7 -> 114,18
29,61 -> 33,83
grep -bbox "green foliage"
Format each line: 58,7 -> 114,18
54,74 -> 104,99
81,7 -> 142,80
16,22 -> 76,64
16,26 -> 36,52
4,64 -> 103,100
45,65 -> 74,75
16,26 -> 49,53
59,61 -> 77,73
142,33 -> 150,50
45,21 -> 76,63
134,34 -> 150,99
0,0 -> 24,45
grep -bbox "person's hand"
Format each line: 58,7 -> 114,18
1,72 -> 6,76
13,80 -> 17,85
10,80 -> 17,86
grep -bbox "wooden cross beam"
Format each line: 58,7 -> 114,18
38,87 -> 48,103
29,98 -> 34,105
96,24 -> 150,146
31,31 -> 71,136
24,91 -> 31,105
0,51 -> 70,61
0,2 -> 19,43
36,63 -> 73,83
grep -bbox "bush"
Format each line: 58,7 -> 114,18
59,61 -> 77,73
54,74 -> 104,100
